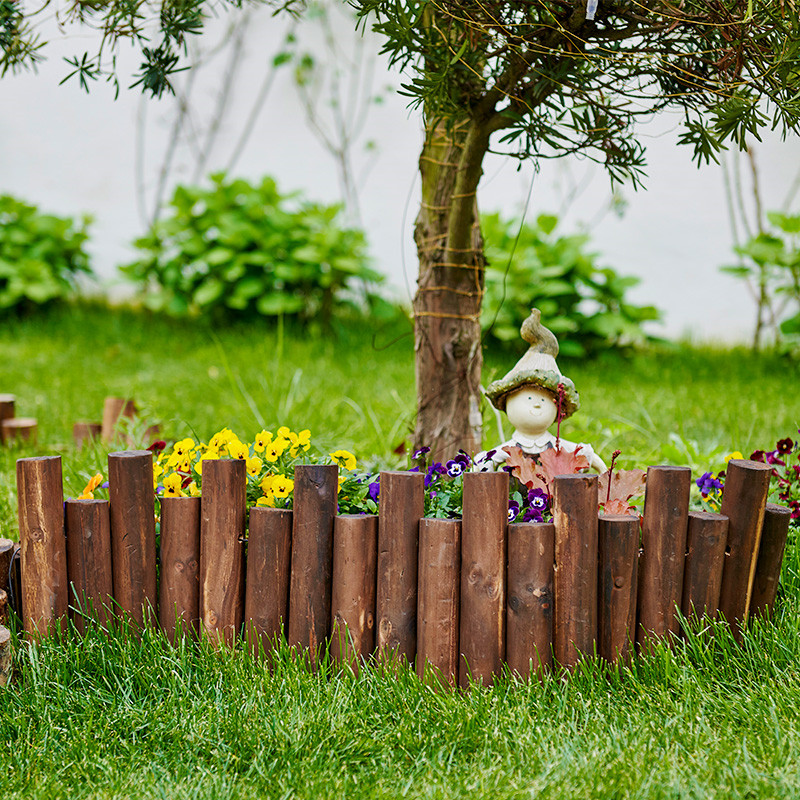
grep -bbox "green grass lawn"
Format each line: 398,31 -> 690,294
1,304 -> 800,799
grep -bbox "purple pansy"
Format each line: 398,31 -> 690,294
528,488 -> 549,511
368,481 -> 380,502
777,438 -> 794,455
696,472 -> 724,495
446,459 -> 464,478
413,446 -> 430,460
507,500 -> 520,522
424,462 -> 447,488
522,507 -> 544,523
766,450 -> 786,466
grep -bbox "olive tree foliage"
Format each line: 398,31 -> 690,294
0,0 -> 294,97
351,0 -> 800,458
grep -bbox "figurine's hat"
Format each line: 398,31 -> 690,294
485,309 -> 580,417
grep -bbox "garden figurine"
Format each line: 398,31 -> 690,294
476,308 -> 607,473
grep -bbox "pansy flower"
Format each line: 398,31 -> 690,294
246,456 -> 263,477
78,473 -> 104,500
777,438 -> 794,455
528,488 -> 549,511
163,473 -> 185,498
412,446 -> 430,461
368,480 -> 380,502
507,500 -> 520,522
330,450 -> 357,471
272,475 -> 294,499
228,440 -> 249,461
446,459 -> 464,478
254,430 -> 273,453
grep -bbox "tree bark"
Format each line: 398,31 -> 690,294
413,115 -> 491,460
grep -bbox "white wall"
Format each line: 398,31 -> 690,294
2,3 -> 798,341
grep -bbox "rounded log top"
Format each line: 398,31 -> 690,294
599,513 -> 640,523
16,455 -> 60,464
0,394 -> 16,402
726,458 -> 774,472
689,510 -> 730,521
108,450 -> 155,459
765,503 -> 792,516
647,465 -> 692,472
66,498 -> 108,506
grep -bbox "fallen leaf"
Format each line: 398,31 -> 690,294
503,446 -> 548,491
602,498 -> 640,516
598,468 -> 647,505
537,445 -> 589,484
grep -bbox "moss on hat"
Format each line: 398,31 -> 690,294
485,309 -> 580,417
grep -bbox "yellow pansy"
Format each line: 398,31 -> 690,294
271,475 -> 294,498
153,462 -> 164,489
173,438 -> 196,457
195,451 -> 219,476
264,438 -> 288,462
337,476 -> 345,493
78,473 -> 104,500
227,439 -> 249,460
209,428 -> 236,451
246,456 -> 263,477
256,495 -> 275,507
725,451 -> 744,463
188,482 -> 202,497
254,430 -> 273,453
163,473 -> 185,498
277,426 -> 291,439
260,474 -> 276,494
329,450 -> 356,471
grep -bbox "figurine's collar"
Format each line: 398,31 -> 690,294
511,430 -> 556,452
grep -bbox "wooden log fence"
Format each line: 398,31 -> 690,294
12,455 -> 793,679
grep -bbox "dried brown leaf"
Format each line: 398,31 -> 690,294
537,445 -> 590,484
598,468 -> 647,505
602,498 -> 639,516
502,446 -> 548,491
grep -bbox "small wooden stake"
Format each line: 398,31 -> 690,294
750,503 -> 792,620
460,470 -> 508,688
331,514 -> 378,673
0,590 -> 7,627
0,538 -> 14,594
598,514 -> 639,665
73,422 -> 102,448
718,459 -> 772,638
553,474 -> 598,671
417,517 -> 460,685
3,418 -> 37,446
245,507 -> 292,655
16,456 -> 68,637
681,511 -> 729,621
159,496 -> 201,642
287,464 -> 338,663
506,521 -> 554,679
0,625 -> 10,686
102,397 -> 137,442
108,450 -> 157,627
0,394 -> 14,444
65,499 -> 113,633
200,459 -> 246,647
376,470 -> 425,664
637,466 -> 691,649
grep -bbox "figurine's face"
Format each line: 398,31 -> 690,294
505,386 -> 558,436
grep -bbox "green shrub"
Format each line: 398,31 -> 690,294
0,195 -> 92,314
481,212 -> 661,356
122,173 -> 385,324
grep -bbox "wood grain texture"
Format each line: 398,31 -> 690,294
553,474 -> 598,671
16,456 -> 68,637
0,538 -> 14,595
460,470 -> 508,687
200,459 -> 246,647
750,503 -> 792,620
417,517 -> 460,685
506,521 -> 554,679
681,511 -> 729,621
108,450 -> 157,627
0,394 -> 14,445
376,470 -> 425,663
159,496 -> 201,642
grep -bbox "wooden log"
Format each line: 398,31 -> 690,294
0,590 -> 7,627
718,459 -> 772,638
159,496 -> 201,642
200,459 -> 246,647
506,521 -> 554,679
0,538 -> 14,594
245,507 -> 292,655
287,464 -> 338,663
0,394 -> 14,445
750,503 -> 793,620
376,470 -> 425,663
73,422 -> 102,448
681,511 -> 729,621
16,456 -> 68,637
636,466 -> 691,649
8,545 -> 20,620
3,418 -> 37,446
553,474 -> 598,671
108,450 -> 157,627
0,625 -> 10,687
460,470 -> 508,688
65,499 -> 113,633
416,517 -> 460,685
598,514 -> 639,665
102,397 -> 137,442
331,514 -> 378,674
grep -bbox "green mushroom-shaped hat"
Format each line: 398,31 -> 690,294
485,309 -> 580,418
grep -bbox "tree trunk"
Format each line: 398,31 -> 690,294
413,116 -> 491,460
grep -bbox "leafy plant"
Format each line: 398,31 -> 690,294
720,210 -> 800,351
122,173 -> 385,325
481,212 -> 661,357
0,195 -> 92,314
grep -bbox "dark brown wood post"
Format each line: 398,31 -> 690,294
718,459 -> 772,638
331,514 -> 378,673
417,517 -> 460,685
16,456 -> 68,637
637,466 -> 691,649
376,470 -> 425,663
0,394 -> 14,444
598,514 -> 639,665
200,459 -> 246,647
287,464 -> 338,663
0,625 -> 10,686
506,521 -> 555,679
159,496 -> 201,642
3,418 -> 37,445
0,538 -> 14,594
245,507 -> 292,656
681,511 -> 729,621
102,397 -> 137,442
553,474 -> 598,671
65,499 -> 113,633
108,450 -> 157,627
460,470 -> 508,688
750,503 -> 793,620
